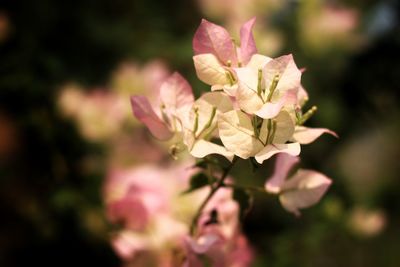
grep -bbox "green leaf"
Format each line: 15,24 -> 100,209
182,173 -> 210,194
233,188 -> 253,219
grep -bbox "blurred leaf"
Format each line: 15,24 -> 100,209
182,172 -> 211,194
233,188 -> 253,219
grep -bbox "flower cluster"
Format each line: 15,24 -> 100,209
127,18 -> 337,266
131,18 -> 336,165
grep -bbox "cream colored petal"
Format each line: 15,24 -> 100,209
236,83 -> 263,114
218,110 -> 264,159
190,139 -> 234,162
254,143 -> 301,164
193,54 -> 230,86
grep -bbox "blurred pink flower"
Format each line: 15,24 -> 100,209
183,187 -> 253,267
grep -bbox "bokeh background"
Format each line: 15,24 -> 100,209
1,0 -> 400,266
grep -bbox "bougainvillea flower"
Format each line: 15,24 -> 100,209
265,153 -> 332,216
218,109 -> 300,163
235,54 -> 302,119
183,92 -> 235,161
192,18 -> 258,95
131,72 -> 194,140
193,17 -> 257,67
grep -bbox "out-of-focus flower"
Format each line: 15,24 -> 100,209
183,187 -> 253,267
265,153 -> 332,216
298,3 -> 360,53
348,207 -> 386,237
58,84 -> 126,142
104,163 -> 194,263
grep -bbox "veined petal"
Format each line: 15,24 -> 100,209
193,54 -> 230,86
130,96 -> 173,140
263,54 -> 301,94
254,143 -> 300,164
245,54 -> 272,70
279,169 -> 332,216
272,110 -> 296,144
218,110 -> 264,159
256,90 -> 297,119
193,19 -> 236,65
160,72 -> 194,113
236,83 -> 263,114
292,126 -> 338,144
189,92 -> 234,137
265,154 -> 300,194
239,17 -> 257,65
190,139 -> 235,162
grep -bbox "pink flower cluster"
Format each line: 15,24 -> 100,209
117,17 -> 337,266
104,162 -> 253,266
131,18 -> 337,164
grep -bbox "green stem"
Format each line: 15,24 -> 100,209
189,157 -> 239,235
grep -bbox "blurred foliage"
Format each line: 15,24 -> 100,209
1,0 -> 400,266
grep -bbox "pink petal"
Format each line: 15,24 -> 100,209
193,19 -> 236,65
280,169 -> 332,216
265,154 -> 300,194
107,196 -> 149,231
239,17 -> 257,65
112,232 -> 148,260
185,234 -> 221,254
255,89 -> 297,119
263,54 -> 301,93
255,143 -> 301,164
130,95 -> 173,140
160,72 -> 194,112
293,126 -> 338,144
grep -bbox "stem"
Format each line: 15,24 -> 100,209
189,157 -> 238,235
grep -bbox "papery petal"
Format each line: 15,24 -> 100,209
245,54 -> 272,70
193,54 -> 230,86
265,154 -> 300,194
279,169 -> 332,216
263,110 -> 296,144
255,143 -> 301,164
292,126 -> 338,144
160,72 -> 194,113
186,234 -> 220,254
130,96 -> 173,140
190,139 -> 235,162
107,196 -> 149,231
218,110 -> 264,159
189,92 -> 234,137
256,89 -> 297,119
263,54 -> 301,94
193,19 -> 236,65
112,231 -> 149,260
234,54 -> 271,93
239,17 -> 257,65
236,83 -> 263,114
